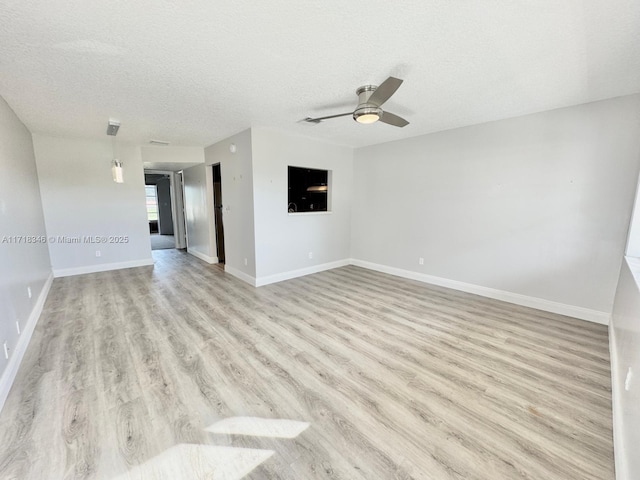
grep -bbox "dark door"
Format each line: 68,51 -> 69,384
156,176 -> 174,235
212,164 -> 225,263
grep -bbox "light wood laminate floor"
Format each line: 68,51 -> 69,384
0,250 -> 614,479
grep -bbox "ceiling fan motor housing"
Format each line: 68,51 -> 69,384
353,85 -> 382,123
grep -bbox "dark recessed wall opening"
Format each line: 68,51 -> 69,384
288,166 -> 329,213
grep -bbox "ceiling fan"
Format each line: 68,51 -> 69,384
304,76 -> 409,128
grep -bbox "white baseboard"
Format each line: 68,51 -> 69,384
609,324 -> 627,480
224,265 -> 257,286
0,272 -> 53,413
255,259 -> 350,287
187,248 -> 218,265
349,259 -> 611,325
53,258 -> 155,278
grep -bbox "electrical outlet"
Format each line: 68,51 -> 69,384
3,342 -> 8,360
419,258 -> 424,265
27,286 -> 32,298
16,321 -> 20,335
96,250 -> 101,257
244,258 -> 248,266
308,252 -> 313,259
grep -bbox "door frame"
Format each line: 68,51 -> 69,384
211,163 -> 225,263
144,169 -> 187,249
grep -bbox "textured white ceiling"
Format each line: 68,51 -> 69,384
1,1 -> 639,148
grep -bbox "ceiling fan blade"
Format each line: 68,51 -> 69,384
379,111 -> 409,128
368,77 -> 403,107
304,112 -> 353,123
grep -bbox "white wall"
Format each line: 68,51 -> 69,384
625,175 -> 640,257
0,96 -> 51,409
352,95 -> 640,320
197,127 -> 354,286
182,163 -> 217,263
204,129 -> 256,280
251,127 -> 353,284
33,135 -> 153,276
611,258 -> 640,480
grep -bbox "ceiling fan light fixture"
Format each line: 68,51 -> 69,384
353,106 -> 381,124
304,76 -> 408,128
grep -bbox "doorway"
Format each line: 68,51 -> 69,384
144,171 -> 187,250
174,171 -> 187,249
212,164 -> 225,263
145,173 -> 174,250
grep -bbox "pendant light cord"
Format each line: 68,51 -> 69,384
111,135 -> 117,160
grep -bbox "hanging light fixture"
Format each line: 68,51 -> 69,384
107,119 -> 123,183
112,159 -> 124,183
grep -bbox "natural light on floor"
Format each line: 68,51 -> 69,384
110,417 -> 309,479
111,444 -> 273,480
